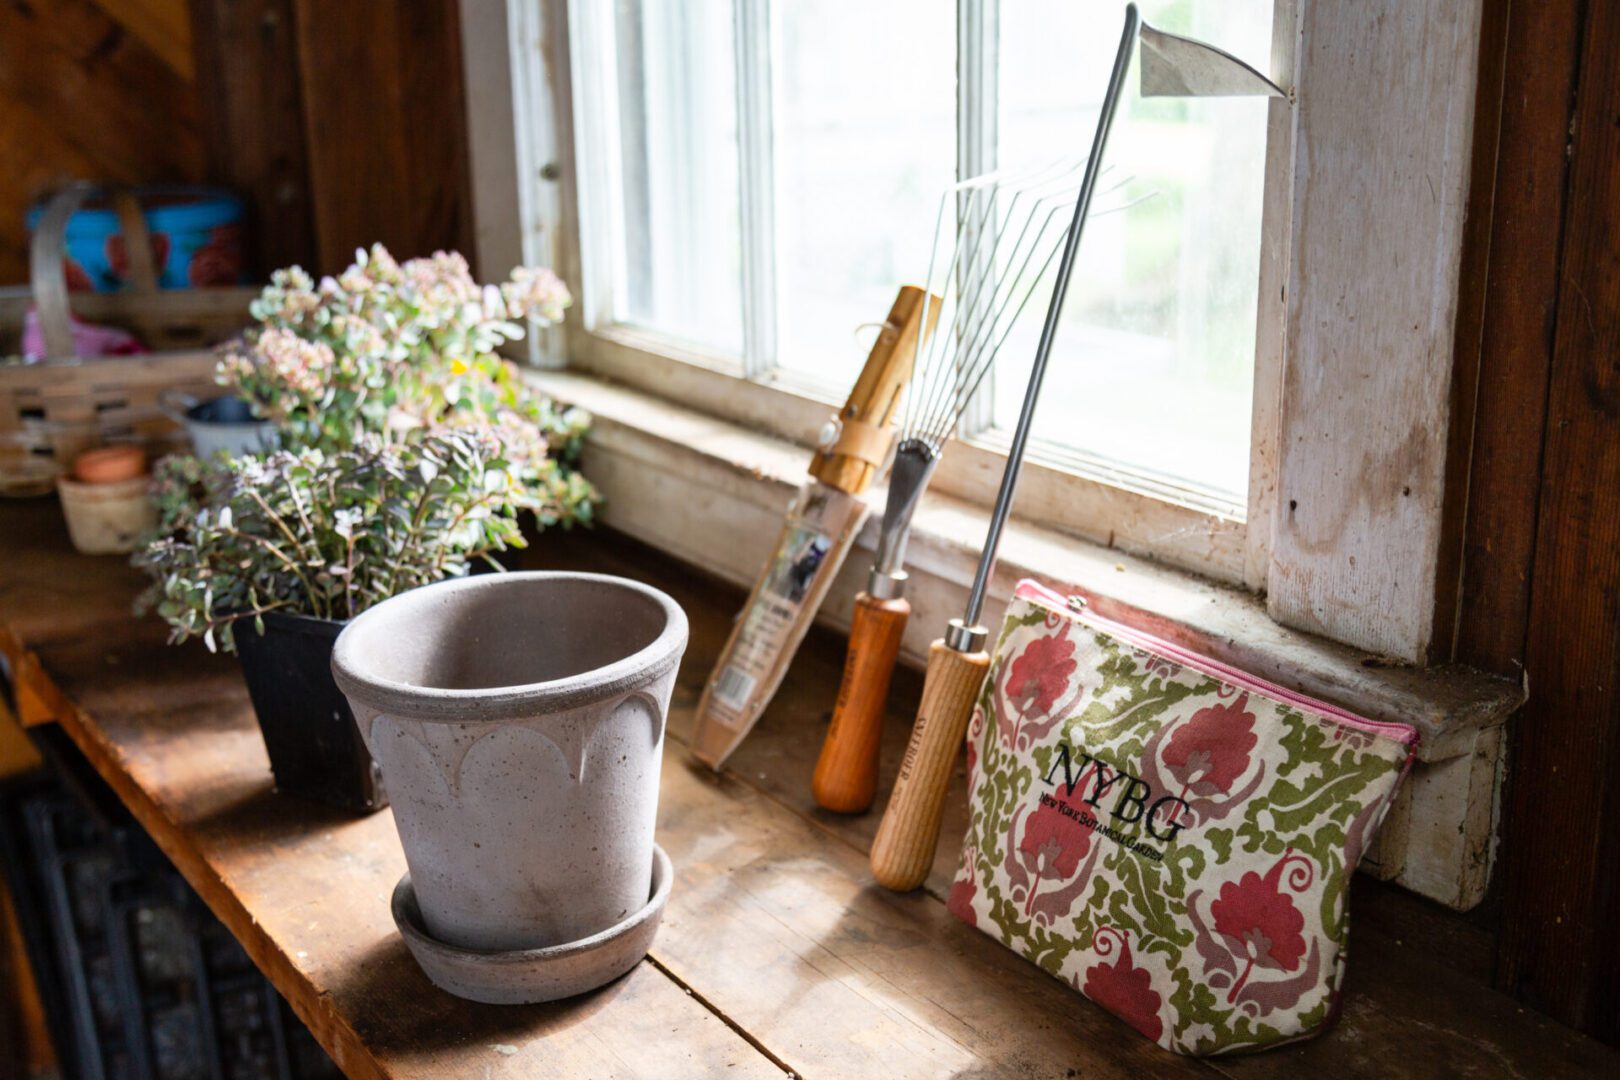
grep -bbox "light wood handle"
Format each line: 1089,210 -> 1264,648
870,640 -> 990,891
809,285 -> 938,495
812,592 -> 910,813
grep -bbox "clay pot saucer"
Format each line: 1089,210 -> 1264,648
390,843 -> 673,1005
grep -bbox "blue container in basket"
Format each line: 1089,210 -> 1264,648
25,186 -> 246,292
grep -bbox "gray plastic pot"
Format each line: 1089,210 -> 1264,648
331,571 -> 688,953
159,391 -> 278,459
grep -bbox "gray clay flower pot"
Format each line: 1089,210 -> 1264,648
330,571 -> 687,954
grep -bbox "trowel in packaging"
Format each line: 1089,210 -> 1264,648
689,286 -> 936,770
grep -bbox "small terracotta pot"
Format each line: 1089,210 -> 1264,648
332,572 -> 688,953
56,474 -> 154,554
72,444 -> 145,484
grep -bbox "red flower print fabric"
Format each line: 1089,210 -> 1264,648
1209,851 -> 1311,1002
1007,631 -> 1077,716
1020,794 -> 1094,879
946,581 -> 1417,1055
1163,693 -> 1258,798
1081,929 -> 1163,1042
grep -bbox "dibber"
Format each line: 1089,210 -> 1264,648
870,2 -> 1143,892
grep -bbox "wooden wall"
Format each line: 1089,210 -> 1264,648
0,0 -> 473,288
1452,0 -> 1620,1045
0,0 -> 207,284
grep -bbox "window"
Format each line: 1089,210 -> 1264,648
564,0 -> 1286,580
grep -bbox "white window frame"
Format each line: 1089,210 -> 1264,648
471,0 -> 1487,668
556,0 -> 1284,589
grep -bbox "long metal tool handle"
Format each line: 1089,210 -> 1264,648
958,2 -> 1141,636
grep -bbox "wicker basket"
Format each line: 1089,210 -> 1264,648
0,183 -> 259,495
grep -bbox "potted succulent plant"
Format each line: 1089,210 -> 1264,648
135,247 -> 598,811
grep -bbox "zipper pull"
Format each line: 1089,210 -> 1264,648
1066,594 -> 1089,613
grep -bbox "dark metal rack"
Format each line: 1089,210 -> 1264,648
0,727 -> 339,1080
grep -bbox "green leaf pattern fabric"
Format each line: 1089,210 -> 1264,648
947,582 -> 1416,1055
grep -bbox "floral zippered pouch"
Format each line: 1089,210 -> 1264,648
947,580 -> 1417,1055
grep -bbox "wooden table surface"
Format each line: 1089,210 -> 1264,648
0,498 -> 1614,1079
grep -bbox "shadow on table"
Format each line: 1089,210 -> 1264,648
323,932 -> 641,1057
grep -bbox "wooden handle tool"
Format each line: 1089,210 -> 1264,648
812,592 -> 909,812
870,1 -> 1140,891
870,637 -> 991,890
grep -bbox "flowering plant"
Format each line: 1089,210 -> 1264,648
136,430 -> 528,652
137,247 -> 599,650
217,245 -> 595,527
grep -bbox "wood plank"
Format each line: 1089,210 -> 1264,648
0,505 -> 778,1079
43,644 -> 779,1080
0,695 -> 42,781
188,0 -> 317,276
1454,0 -> 1582,674
0,699 -> 55,1080
537,527 -> 1620,1076
91,0 -> 195,81
654,757 -> 1204,1079
1430,0 -> 1511,664
291,0 -> 474,272
0,0 -> 204,182
8,502 -> 1198,1078
0,97 -> 108,285
0,860 -> 57,1079
4,498 -> 1617,1073
0,0 -> 206,283
1495,0 -> 1620,1042
1268,0 -> 1485,662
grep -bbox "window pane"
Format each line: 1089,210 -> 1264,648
994,0 -> 1274,506
771,1 -> 955,389
607,0 -> 745,356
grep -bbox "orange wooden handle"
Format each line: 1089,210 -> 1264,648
869,640 -> 991,891
812,592 -> 910,813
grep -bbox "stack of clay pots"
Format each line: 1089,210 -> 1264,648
57,444 -> 155,554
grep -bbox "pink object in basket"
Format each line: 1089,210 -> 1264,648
22,306 -> 148,362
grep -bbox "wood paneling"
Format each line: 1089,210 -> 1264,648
187,0 -> 315,277
1492,0 -> 1620,1040
291,0 -> 474,272
1455,0 -> 1581,674
0,0 -> 206,284
1433,0 -> 1511,665
1,0 -> 474,289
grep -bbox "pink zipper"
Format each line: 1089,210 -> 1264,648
1015,581 -> 1418,747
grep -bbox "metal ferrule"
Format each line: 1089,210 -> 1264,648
944,618 -> 988,653
870,438 -> 940,580
867,568 -> 909,600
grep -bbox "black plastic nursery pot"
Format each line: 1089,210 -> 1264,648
233,611 -> 386,814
